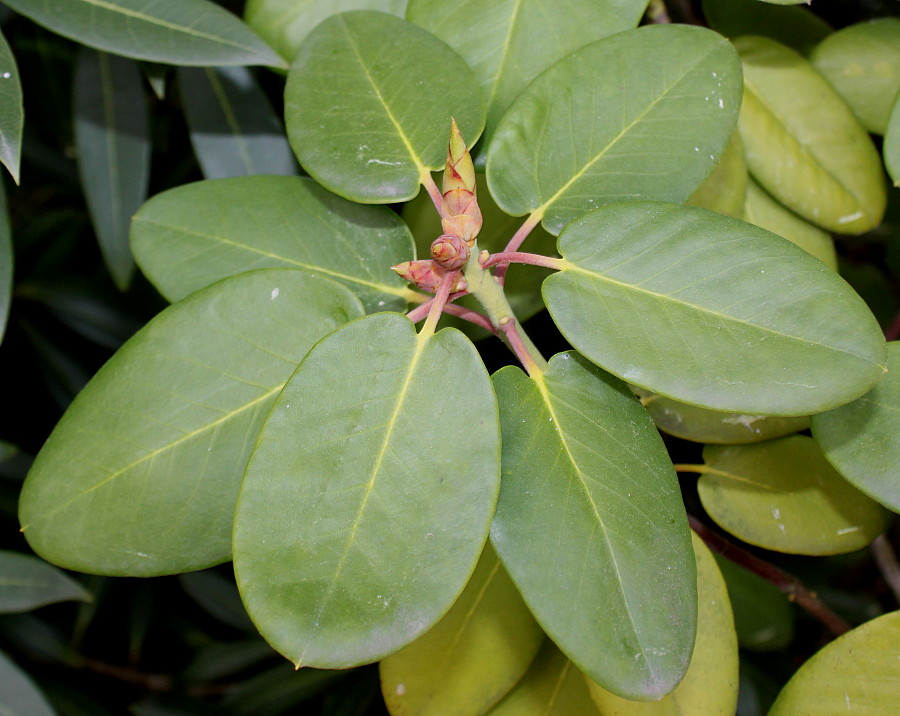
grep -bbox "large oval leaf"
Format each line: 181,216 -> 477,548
407,0 -> 647,150
0,551 -> 91,613
811,341 -> 900,514
19,270 -> 364,576
811,19 -> 900,135
130,175 -> 417,312
3,0 -> 286,68
695,436 -> 889,555
491,353 -> 696,701
380,543 -> 543,716
686,131 -> 747,218
0,28 -> 22,184
543,202 -> 887,415
701,0 -> 831,54
736,36 -> 886,234
486,25 -> 742,235
245,0 -> 407,64
769,610 -> 900,715
284,11 -> 484,203
233,313 -> 500,668
585,534 -> 739,716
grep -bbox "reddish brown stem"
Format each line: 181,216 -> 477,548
482,251 -> 564,271
496,214 -> 543,284
440,303 -> 498,334
688,515 -> 852,636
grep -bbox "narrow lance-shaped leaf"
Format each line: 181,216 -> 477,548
234,313 -> 500,669
19,270 -> 365,576
284,11 -> 485,203
0,182 -> 11,343
178,66 -> 295,179
491,352 -> 696,701
0,551 -> 91,613
74,48 -> 150,290
544,202 -> 887,415
0,649 -> 56,716
487,24 -> 742,235
407,0 -> 648,150
131,175 -> 417,312
3,0 -> 286,69
0,28 -> 22,184
812,342 -> 900,514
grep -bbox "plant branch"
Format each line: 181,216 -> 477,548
688,515 -> 852,636
440,303 -> 498,334
872,533 -> 900,605
420,270 -> 456,337
482,251 -> 564,271
496,213 -> 543,284
420,170 -> 444,213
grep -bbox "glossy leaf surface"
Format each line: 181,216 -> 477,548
488,642 -> 600,716
0,649 -> 55,716
544,202 -> 887,415
702,0 -> 831,54
811,342 -> 900,513
284,11 -> 484,203
736,36 -> 886,234
380,543 -> 543,716
131,175 -> 416,312
233,313 -> 500,668
0,28 -> 22,184
696,436 -> 889,555
884,95 -> 900,187
0,184 -> 10,343
19,270 -> 364,576
491,353 -> 695,700
178,66 -> 295,179
0,551 -> 91,613
3,0 -> 286,68
743,179 -> 837,269
585,534 -> 739,716
245,0 -> 406,63
487,24 -> 742,234
74,48 -> 149,290
631,387 -> 809,445
769,610 -> 900,715
811,19 -> 900,135
407,0 -> 647,148
686,132 -> 747,218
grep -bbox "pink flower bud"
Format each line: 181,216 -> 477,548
431,235 -> 470,270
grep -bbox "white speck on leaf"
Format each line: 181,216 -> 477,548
773,508 -> 781,520
270,288 -> 279,300
838,211 -> 863,224
837,526 -> 861,535
396,684 -> 406,696
1,72 -> 10,79
367,158 -> 402,166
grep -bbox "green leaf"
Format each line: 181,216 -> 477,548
811,342 -> 900,514
701,0 -> 831,54
233,313 -> 500,668
743,179 -> 837,270
585,534 -> 739,716
130,175 -> 416,312
811,19 -> 900,135
885,96 -> 900,187
695,436 -> 889,555
491,353 -> 695,700
245,0 -> 407,64
0,649 -> 56,716
74,48 -> 150,290
19,270 -> 364,576
0,183 -> 11,343
768,610 -> 900,715
3,0 -> 286,69
486,24 -> 742,235
0,551 -> 91,613
379,543 -> 543,716
543,202 -> 887,415
487,641 -> 600,716
407,0 -> 647,150
713,554 -> 794,652
284,11 -> 484,203
178,66 -> 295,179
631,387 -> 809,445
686,131 -> 748,218
736,36 -> 887,235
0,28 -> 22,184
179,570 -> 255,632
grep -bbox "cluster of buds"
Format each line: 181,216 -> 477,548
392,119 -> 483,293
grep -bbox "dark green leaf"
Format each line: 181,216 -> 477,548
234,313 -> 500,668
178,66 -> 295,179
0,28 -> 22,184
486,25 -> 742,234
131,175 -> 417,312
701,0 -> 831,54
0,649 -> 56,716
544,202 -> 887,415
284,11 -> 484,203
19,270 -> 364,576
812,342 -> 900,514
0,551 -> 91,613
491,353 -> 695,700
886,96 -> 900,187
179,570 -> 254,632
74,48 -> 150,290
0,183 -> 10,343
3,0 -> 286,68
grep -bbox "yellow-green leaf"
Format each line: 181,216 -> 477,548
687,131 -> 747,218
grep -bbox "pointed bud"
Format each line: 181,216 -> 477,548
431,234 -> 470,270
391,260 -> 467,293
442,118 -> 477,195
